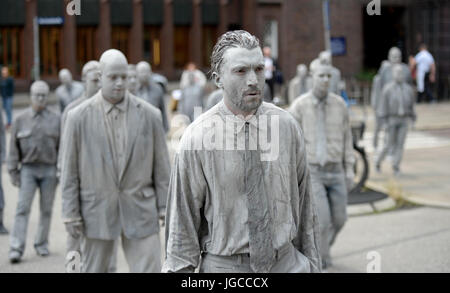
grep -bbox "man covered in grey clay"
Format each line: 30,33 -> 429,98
178,72 -> 204,123
60,61 -> 101,133
61,49 -> 170,273
289,63 -> 354,270
163,30 -> 321,273
55,69 -> 84,113
288,64 -> 312,104
8,81 -> 60,263
375,64 -> 416,175
136,61 -> 169,132
127,64 -> 139,96
372,47 -> 412,149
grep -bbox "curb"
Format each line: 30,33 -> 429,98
365,179 -> 450,210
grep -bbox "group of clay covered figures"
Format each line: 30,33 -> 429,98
0,30 -> 422,273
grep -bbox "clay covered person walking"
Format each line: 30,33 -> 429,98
375,64 -> 416,175
163,30 -> 321,273
55,69 -> 84,113
136,61 -> 169,132
61,49 -> 170,273
289,63 -> 354,270
8,81 -> 60,263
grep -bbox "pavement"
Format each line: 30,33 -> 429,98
349,102 -> 450,211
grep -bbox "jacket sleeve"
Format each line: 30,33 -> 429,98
152,111 -> 171,214
162,144 -> 207,273
292,123 -> 322,273
60,111 -> 82,221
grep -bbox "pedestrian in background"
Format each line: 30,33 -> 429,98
410,43 -> 436,103
0,66 -> 15,130
7,81 -> 60,263
289,63 -> 354,270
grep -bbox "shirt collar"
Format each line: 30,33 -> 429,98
218,100 -> 267,133
102,92 -> 129,115
31,107 -> 45,118
312,93 -> 328,106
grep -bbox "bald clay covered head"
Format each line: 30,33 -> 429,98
99,49 -> 128,104
388,47 -> 402,64
30,80 -> 50,112
136,61 -> 152,86
312,63 -> 333,100
81,61 -> 101,98
59,69 -> 73,86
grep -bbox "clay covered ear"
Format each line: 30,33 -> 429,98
212,72 -> 222,88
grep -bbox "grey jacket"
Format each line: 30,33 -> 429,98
60,91 -> 170,240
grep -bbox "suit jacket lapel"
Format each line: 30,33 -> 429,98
119,93 -> 143,182
93,93 -> 117,181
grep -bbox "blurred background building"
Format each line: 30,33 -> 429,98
0,0 -> 449,99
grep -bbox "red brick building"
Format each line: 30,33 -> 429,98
0,0 -> 449,97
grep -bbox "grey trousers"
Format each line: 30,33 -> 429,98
309,163 -> 348,268
66,234 -> 118,273
81,233 -> 161,273
376,117 -> 409,171
373,115 -> 384,149
199,243 -> 311,273
10,164 -> 57,254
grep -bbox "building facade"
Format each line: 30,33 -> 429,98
0,0 -> 448,97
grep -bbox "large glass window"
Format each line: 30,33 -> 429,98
202,26 -> 217,69
0,27 -> 23,77
111,26 -> 130,59
40,26 -> 62,77
143,26 -> 161,69
76,26 -> 97,73
174,26 -> 190,69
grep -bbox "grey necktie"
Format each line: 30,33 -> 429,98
244,122 -> 276,273
316,100 -> 327,166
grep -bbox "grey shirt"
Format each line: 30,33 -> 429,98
8,108 -> 60,174
378,82 -> 416,121
162,101 -> 321,273
56,81 -> 84,113
288,92 -> 354,179
179,84 -> 204,122
101,95 -> 129,174
138,80 -> 169,132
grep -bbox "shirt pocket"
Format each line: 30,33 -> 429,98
17,129 -> 33,153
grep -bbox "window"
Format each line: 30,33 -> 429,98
174,26 -> 190,69
144,26 -> 161,69
111,26 -> 130,59
40,26 -> 62,77
202,26 -> 217,69
76,26 -> 97,73
0,27 -> 23,77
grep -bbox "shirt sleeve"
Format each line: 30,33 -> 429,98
7,119 -> 20,174
162,147 -> 207,273
291,123 -> 322,273
343,106 -> 355,180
